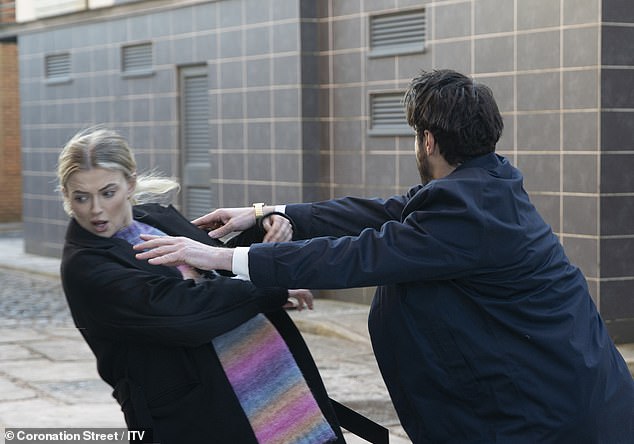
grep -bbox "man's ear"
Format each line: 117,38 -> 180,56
424,130 -> 437,155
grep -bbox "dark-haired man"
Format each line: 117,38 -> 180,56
137,70 -> 634,443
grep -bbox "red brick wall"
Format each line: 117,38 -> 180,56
0,1 -> 16,24
0,41 -> 22,222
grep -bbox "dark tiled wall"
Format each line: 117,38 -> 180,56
19,0 -> 309,256
600,0 -> 634,340
17,0 -> 634,339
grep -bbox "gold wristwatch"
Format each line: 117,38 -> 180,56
253,202 -> 265,222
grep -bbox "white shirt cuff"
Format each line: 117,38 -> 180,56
274,204 -> 286,213
232,247 -> 251,281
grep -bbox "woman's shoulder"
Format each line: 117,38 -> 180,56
61,241 -> 117,278
61,226 -> 129,283
133,203 -> 186,223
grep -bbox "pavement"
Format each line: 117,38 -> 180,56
1,223 -> 633,444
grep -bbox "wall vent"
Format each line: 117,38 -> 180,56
122,42 -> 153,74
369,92 -> 410,136
370,9 -> 426,58
45,53 -> 71,79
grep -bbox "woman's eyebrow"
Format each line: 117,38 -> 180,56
99,183 -> 119,192
71,183 -> 119,195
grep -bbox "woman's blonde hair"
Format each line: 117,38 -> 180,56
57,126 -> 180,215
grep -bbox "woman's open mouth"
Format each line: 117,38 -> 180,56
92,220 -> 109,232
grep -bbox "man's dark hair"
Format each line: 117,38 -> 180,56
404,69 -> 504,166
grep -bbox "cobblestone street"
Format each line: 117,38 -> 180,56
0,270 -> 71,328
0,269 -> 125,431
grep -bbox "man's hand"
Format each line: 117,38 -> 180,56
192,207 -> 255,239
261,214 -> 293,242
134,234 -> 233,271
193,206 -> 293,243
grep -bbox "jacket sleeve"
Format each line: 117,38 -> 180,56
248,183 -> 485,290
285,188 -> 417,239
62,249 -> 288,347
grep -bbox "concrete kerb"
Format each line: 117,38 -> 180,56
0,237 -> 60,280
291,317 -> 371,345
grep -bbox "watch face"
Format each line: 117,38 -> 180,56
253,203 -> 265,218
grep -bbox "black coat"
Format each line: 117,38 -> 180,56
248,154 -> 634,443
61,203 -> 344,444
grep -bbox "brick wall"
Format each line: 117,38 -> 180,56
0,41 -> 22,223
0,1 -> 16,24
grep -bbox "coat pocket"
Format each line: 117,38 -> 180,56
147,382 -> 204,418
113,377 -> 154,429
426,322 -> 484,401
126,346 -> 203,419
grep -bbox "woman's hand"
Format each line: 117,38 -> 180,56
134,234 -> 233,271
192,207 -> 256,239
286,289 -> 314,311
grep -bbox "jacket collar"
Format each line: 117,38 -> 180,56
65,218 -> 118,249
64,203 -> 220,249
453,152 -> 505,173
401,153 -> 510,219
64,204 -> 173,249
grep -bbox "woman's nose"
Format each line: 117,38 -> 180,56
91,197 -> 103,213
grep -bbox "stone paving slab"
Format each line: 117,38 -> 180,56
32,379 -> 116,405
0,398 -> 125,428
0,328 -> 46,344
25,338 -> 94,362
0,378 -> 37,402
0,344 -> 36,361
1,359 -> 99,383
300,330 -> 406,438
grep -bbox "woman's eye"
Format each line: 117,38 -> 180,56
103,190 -> 115,198
74,196 -> 88,203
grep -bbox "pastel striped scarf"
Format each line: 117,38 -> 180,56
213,313 -> 337,444
114,220 -> 167,244
114,220 -> 194,278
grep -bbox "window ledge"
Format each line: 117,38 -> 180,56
45,76 -> 72,85
368,127 -> 413,137
122,69 -> 155,79
369,44 -> 426,59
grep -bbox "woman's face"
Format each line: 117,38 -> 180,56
64,168 -> 135,238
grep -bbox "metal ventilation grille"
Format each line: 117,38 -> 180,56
370,9 -> 426,57
183,75 -> 209,163
45,53 -> 70,78
186,187 -> 213,220
369,92 -> 410,135
122,43 -> 152,72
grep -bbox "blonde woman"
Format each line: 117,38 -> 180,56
58,127 -> 345,444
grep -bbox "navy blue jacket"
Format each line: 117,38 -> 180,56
248,153 -> 634,443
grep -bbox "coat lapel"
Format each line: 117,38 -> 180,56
64,204 -> 207,278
